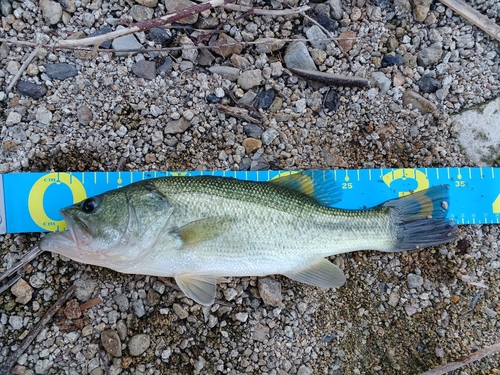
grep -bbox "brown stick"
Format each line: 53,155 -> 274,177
439,0 -> 500,42
0,284 -> 77,375
289,67 -> 370,88
0,245 -> 43,285
214,104 -> 263,124
57,0 -> 235,48
419,341 -> 500,375
6,45 -> 41,93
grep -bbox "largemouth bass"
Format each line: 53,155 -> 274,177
39,173 -> 457,306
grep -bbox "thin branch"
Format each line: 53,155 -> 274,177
215,104 -> 263,124
419,341 -> 500,375
57,0 -> 235,48
0,37 -> 339,54
223,4 -> 309,16
6,44 -> 41,92
0,284 -> 77,375
0,245 -> 43,286
439,0 -> 500,42
289,67 -> 370,88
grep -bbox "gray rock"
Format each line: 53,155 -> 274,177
77,106 -> 93,125
417,44 -> 443,66
402,90 -> 437,114
74,278 -> 97,302
254,38 -> 286,54
116,320 -> 127,341
58,0 -> 76,12
101,330 -> 122,357
112,26 -> 142,57
132,60 -> 157,80
130,5 -> 154,22
36,107 -> 52,125
238,69 -> 263,90
244,123 -> 264,138
45,63 -> 78,80
6,61 -> 20,75
258,277 -> 282,306
261,128 -> 279,146
250,154 -> 270,170
224,288 -> 238,301
370,72 -> 391,95
9,315 -> 24,330
1,0 -> 12,16
210,32 -> 242,58
208,65 -> 240,81
114,294 -> 130,312
164,0 -> 198,24
173,303 -> 189,319
252,323 -> 269,341
40,0 -> 62,25
452,96 -> 500,166
17,81 -> 47,99
297,365 -> 313,375
407,273 -> 424,289
157,56 -> 174,75
10,125 -> 27,141
82,12 -> 95,27
132,299 -> 146,318
128,334 -> 151,356
0,41 -> 10,59
284,41 -> 317,71
136,0 -> 158,6
148,27 -> 173,45
179,35 -> 198,63
305,25 -> 328,50
165,118 -> 191,134
6,112 -> 22,126
329,0 -> 343,20
417,74 -> 441,93
411,0 -> 432,22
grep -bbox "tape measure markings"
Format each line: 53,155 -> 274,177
1,167 -> 499,234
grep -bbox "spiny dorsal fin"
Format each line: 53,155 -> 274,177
270,171 -> 341,206
285,258 -> 346,288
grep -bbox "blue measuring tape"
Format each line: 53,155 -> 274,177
1,167 -> 499,234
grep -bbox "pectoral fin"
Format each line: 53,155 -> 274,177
285,258 -> 346,288
175,273 -> 217,306
172,217 -> 232,246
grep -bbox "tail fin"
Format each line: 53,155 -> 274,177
383,185 -> 457,251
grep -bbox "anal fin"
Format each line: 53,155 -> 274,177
285,258 -> 346,288
175,273 -> 217,306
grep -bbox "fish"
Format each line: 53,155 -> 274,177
39,172 -> 457,306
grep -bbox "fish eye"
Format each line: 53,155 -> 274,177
81,198 -> 99,214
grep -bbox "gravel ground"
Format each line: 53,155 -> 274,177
1,0 -> 500,374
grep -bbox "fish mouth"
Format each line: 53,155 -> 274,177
60,210 -> 93,248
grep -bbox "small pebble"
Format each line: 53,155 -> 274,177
10,278 -> 33,304
407,273 -> 424,289
77,106 -> 93,125
128,334 -> 151,356
101,330 -> 122,357
45,63 -> 78,80
64,299 -> 82,319
17,81 -> 47,99
258,277 -> 282,306
132,60 -> 157,80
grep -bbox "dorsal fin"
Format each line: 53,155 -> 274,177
270,171 -> 341,206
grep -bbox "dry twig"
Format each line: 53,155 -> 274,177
289,67 -> 370,88
215,104 -> 263,124
56,0 -> 236,48
0,284 -> 77,375
419,341 -> 500,375
6,45 -> 41,93
0,245 -> 44,285
439,0 -> 500,42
